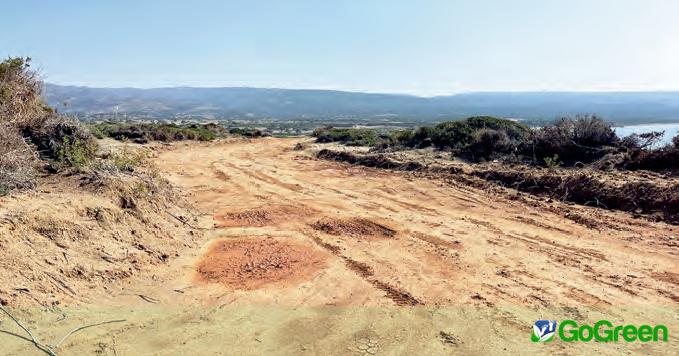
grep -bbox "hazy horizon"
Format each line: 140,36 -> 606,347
5,0 -> 679,96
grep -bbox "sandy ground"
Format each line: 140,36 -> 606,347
2,137 -> 677,355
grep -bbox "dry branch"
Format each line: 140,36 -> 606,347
0,305 -> 125,356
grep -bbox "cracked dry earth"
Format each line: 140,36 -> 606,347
4,137 -> 677,355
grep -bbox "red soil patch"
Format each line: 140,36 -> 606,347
195,238 -> 326,290
214,205 -> 314,227
310,217 -> 396,239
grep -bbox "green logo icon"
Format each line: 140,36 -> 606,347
532,320 -> 557,342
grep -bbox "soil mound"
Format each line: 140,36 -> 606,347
311,217 -> 397,238
195,238 -> 326,290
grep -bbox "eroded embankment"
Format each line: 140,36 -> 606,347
316,149 -> 679,224
0,172 -> 201,307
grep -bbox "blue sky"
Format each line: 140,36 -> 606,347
4,0 -> 679,95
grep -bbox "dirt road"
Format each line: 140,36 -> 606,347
3,137 -> 677,355
160,138 -> 677,307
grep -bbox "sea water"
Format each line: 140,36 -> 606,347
614,123 -> 679,147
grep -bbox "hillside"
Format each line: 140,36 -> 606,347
45,84 -> 679,123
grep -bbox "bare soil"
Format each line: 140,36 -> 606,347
1,137 -> 677,355
195,237 -> 327,290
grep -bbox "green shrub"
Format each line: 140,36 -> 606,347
313,127 -> 380,146
387,127 -> 434,148
543,154 -> 562,169
56,136 -> 93,170
312,126 -> 333,138
88,124 -> 106,139
111,148 -> 145,172
389,129 -> 414,145
89,122 -> 228,143
431,116 -> 531,149
228,127 -> 267,138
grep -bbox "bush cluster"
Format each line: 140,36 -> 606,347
90,122 -> 227,143
313,115 -> 679,171
227,127 -> 268,138
90,122 -> 271,143
382,116 -> 531,161
312,126 -> 381,147
431,116 -> 531,150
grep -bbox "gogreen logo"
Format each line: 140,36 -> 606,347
532,320 -> 669,343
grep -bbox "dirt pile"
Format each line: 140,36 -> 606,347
311,217 -> 397,239
195,238 -> 326,290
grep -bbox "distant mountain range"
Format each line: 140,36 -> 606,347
44,84 -> 679,124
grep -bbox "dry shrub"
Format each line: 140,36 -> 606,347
0,57 -> 41,194
0,57 -> 97,195
466,128 -> 515,161
529,116 -> 618,165
621,146 -> 679,173
0,57 -> 45,128
0,124 -> 38,195
316,149 -> 423,171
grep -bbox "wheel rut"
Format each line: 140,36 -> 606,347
308,234 -> 423,306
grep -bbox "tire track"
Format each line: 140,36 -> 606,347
308,234 -> 423,306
